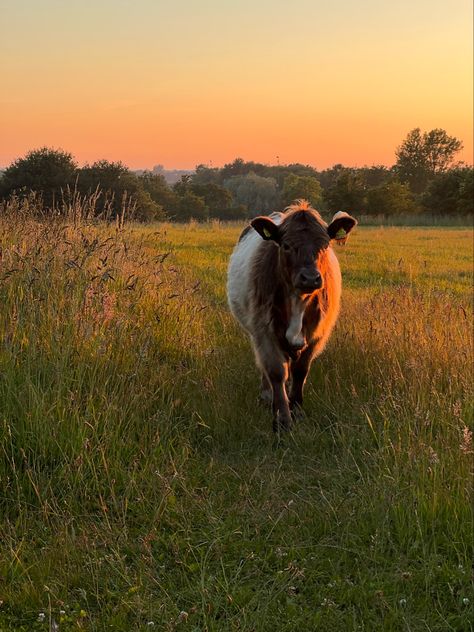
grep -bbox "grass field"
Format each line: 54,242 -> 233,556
0,213 -> 472,631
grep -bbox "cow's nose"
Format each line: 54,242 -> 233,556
297,270 -> 322,290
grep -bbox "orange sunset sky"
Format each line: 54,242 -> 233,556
1,0 -> 472,170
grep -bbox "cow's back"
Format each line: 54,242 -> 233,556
227,227 -> 261,332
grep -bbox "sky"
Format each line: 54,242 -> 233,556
1,0 -> 472,170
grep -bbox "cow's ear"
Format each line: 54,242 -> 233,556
251,216 -> 280,242
327,211 -> 357,244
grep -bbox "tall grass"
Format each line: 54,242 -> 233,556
0,200 -> 472,631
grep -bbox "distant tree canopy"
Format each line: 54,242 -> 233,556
0,129 -> 471,221
422,168 -> 474,216
395,128 -> 463,193
77,161 -> 165,221
0,147 -> 77,208
138,171 -> 178,211
224,172 -> 279,214
324,170 -> 367,214
366,180 -> 420,216
189,183 -> 233,218
282,174 -> 323,208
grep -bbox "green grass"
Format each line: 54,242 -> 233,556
0,215 -> 472,631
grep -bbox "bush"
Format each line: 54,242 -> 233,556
0,147 -> 77,209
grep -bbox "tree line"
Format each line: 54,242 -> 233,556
0,128 -> 472,221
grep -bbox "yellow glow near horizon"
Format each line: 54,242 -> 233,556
1,0 -> 472,169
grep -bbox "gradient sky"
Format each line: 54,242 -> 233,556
1,0 -> 472,170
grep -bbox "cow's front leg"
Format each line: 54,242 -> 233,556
255,338 -> 292,432
289,343 -> 316,414
267,362 -> 291,432
259,372 -> 273,405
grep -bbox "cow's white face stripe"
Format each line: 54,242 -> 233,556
285,296 -> 306,348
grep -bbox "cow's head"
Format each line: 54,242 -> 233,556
251,207 -> 357,294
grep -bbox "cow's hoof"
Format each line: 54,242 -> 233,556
290,405 -> 305,421
273,414 -> 292,433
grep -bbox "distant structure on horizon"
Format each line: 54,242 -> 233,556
134,164 -> 195,185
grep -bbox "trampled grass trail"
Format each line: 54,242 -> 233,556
0,214 -> 472,631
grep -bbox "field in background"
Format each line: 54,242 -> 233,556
0,215 -> 472,631
355,214 -> 472,227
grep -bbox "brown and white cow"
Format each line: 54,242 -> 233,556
227,200 -> 357,432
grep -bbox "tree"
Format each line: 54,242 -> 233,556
316,164 -> 348,192
192,164 -> 221,186
282,174 -> 323,208
0,147 -> 77,208
366,180 -> 419,216
190,183 -> 233,218
224,172 -> 279,214
358,165 -> 393,188
138,171 -> 178,213
422,168 -> 474,215
172,174 -> 193,196
173,191 -> 209,221
78,160 -> 164,221
324,170 -> 367,213
395,128 -> 463,193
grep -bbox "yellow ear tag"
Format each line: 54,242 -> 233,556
263,227 -> 272,239
335,228 -> 346,239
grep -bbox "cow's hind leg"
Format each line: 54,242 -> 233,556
289,343 -> 316,415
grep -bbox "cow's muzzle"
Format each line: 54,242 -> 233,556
295,270 -> 323,292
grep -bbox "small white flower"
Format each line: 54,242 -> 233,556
59,610 -> 66,615
399,598 -> 407,607
463,597 -> 470,605
37,612 -> 46,622
147,622 -> 155,627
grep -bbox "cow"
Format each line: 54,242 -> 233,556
227,200 -> 357,432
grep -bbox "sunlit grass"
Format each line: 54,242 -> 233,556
0,213 -> 472,631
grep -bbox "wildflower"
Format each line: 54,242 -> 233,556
320,598 -> 335,607
427,447 -> 439,464
399,598 -> 407,607
460,425 -> 473,454
463,598 -> 470,606
38,612 -> 46,622
177,611 -> 189,622
147,622 -> 155,627
59,610 -> 66,615
101,290 -> 116,324
453,400 -> 462,418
